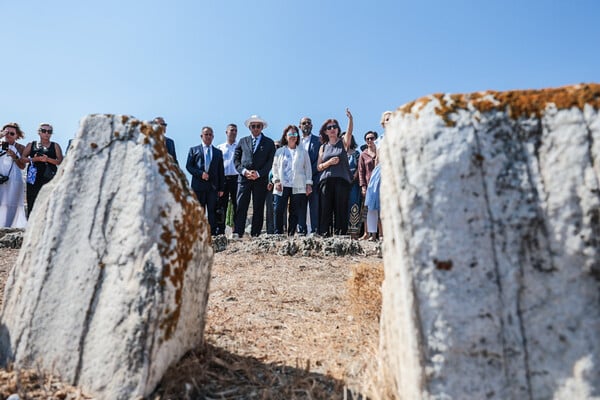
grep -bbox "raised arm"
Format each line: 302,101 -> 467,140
342,108 -> 353,151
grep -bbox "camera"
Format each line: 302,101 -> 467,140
1,142 -> 8,150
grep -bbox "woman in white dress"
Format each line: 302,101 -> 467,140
0,123 -> 27,228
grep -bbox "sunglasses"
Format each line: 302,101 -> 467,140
301,121 -> 312,125
365,137 -> 376,141
4,132 -> 16,136
40,128 -> 53,134
160,123 -> 167,127
326,125 -> 338,131
287,132 -> 299,137
250,124 -> 262,129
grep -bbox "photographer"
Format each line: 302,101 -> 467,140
22,122 -> 63,217
0,123 -> 27,228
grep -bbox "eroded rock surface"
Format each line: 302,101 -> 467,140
379,84 -> 600,399
0,115 -> 212,400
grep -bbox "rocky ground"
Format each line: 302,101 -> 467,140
0,232 -> 384,399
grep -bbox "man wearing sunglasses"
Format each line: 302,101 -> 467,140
297,117 -> 321,235
233,115 -> 276,238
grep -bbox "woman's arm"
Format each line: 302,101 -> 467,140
358,153 -> 367,188
43,143 -> 64,166
316,144 -> 340,172
342,108 -> 353,151
302,151 -> 313,186
20,143 -> 32,163
272,149 -> 282,184
12,152 -> 25,170
53,143 -> 64,165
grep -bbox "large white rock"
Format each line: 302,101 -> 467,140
0,115 -> 212,399
379,84 -> 600,399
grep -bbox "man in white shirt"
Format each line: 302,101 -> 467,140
216,123 -> 239,234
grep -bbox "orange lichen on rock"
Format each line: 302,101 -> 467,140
397,83 -> 600,126
138,121 -> 209,342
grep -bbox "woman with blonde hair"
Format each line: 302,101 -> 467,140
0,123 -> 27,227
22,122 -> 63,216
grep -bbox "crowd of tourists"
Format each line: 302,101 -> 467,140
0,111 -> 383,240
182,109 -> 383,240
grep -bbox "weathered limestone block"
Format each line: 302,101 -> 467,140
379,84 -> 600,399
0,115 -> 212,399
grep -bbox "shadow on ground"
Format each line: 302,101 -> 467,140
153,342 -> 365,400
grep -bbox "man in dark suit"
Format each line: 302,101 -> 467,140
297,116 -> 321,235
233,115 -> 276,238
153,117 -> 178,165
186,126 -> 225,236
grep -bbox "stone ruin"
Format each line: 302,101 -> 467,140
0,115 -> 212,399
1,84 -> 599,400
378,84 -> 600,399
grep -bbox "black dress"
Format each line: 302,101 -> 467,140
27,141 -> 58,216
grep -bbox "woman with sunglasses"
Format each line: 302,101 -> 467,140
316,108 -> 354,236
22,123 -> 64,216
271,125 -> 313,235
358,130 -> 379,240
0,123 -> 27,227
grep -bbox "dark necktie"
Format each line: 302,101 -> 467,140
252,136 -> 258,153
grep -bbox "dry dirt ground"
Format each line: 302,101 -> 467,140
0,237 -> 384,400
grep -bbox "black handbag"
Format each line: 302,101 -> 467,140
0,160 -> 14,184
43,164 -> 57,180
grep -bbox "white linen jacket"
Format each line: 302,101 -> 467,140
271,145 -> 313,195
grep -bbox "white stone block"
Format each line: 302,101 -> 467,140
0,115 -> 212,399
379,84 -> 600,399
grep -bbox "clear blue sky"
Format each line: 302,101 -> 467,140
3,0 -> 599,176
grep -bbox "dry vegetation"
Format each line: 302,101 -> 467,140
0,239 -> 384,399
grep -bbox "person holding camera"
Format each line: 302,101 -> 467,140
21,122 -> 63,217
0,123 -> 27,227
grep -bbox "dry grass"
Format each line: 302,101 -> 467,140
0,366 -> 92,400
0,239 -> 384,399
348,261 -> 384,322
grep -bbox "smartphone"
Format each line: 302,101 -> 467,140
1,142 -> 8,150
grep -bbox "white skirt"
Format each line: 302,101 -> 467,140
0,145 -> 27,228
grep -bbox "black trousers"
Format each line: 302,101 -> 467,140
194,189 -> 219,236
235,176 -> 269,237
318,177 -> 350,236
216,175 -> 238,234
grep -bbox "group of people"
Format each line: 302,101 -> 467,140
0,122 -> 63,228
182,109 -> 383,240
0,114 -> 383,241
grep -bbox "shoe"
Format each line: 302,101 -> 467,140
367,234 -> 377,242
230,233 -> 241,240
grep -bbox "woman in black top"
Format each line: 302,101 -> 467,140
22,123 -> 63,216
316,108 -> 354,236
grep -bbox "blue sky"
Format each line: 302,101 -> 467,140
3,0 -> 599,176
